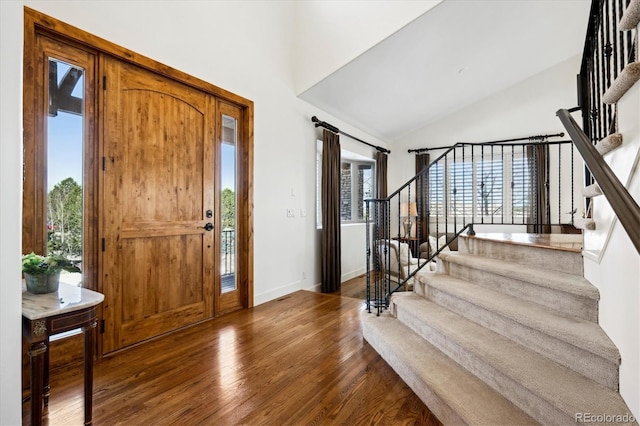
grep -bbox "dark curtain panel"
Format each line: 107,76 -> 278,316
372,152 -> 389,273
527,145 -> 551,233
376,151 -> 388,199
321,130 -> 341,293
375,151 -> 389,238
415,153 -> 430,242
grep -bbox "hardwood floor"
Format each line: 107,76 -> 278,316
24,291 -> 441,425
333,274 -> 367,299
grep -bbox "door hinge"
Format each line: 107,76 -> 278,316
102,156 -> 106,171
102,238 -> 105,252
100,320 -> 105,334
103,75 -> 107,90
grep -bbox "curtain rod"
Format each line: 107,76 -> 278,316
407,132 -> 565,153
311,116 -> 391,154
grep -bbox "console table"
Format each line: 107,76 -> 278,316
22,283 -> 104,426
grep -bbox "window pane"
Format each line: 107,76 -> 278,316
477,159 -> 503,216
340,162 -> 352,221
324,156 -> 375,224
47,59 -> 84,286
429,163 -> 444,217
512,155 -> 532,220
357,164 -> 373,220
221,115 -> 237,293
450,161 -> 473,218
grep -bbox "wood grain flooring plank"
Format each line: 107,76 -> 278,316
24,291 -> 441,426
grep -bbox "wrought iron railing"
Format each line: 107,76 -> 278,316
365,139 -> 579,315
578,0 -> 636,188
558,109 -> 640,253
221,228 -> 235,292
560,0 -> 640,253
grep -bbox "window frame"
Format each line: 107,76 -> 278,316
316,142 -> 376,227
340,159 -> 375,224
22,33 -> 99,290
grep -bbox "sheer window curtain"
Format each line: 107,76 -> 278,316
321,130 -> 341,293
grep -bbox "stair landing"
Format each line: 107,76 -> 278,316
465,232 -> 583,252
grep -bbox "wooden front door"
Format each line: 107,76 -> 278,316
101,56 -> 216,353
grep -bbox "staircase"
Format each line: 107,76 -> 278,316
362,234 -> 637,425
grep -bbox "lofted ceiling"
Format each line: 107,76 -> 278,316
299,0 -> 592,143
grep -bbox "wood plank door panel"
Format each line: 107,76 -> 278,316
102,56 -> 216,353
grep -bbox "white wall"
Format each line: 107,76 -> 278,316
391,55 -> 584,193
293,0 -> 441,94
0,2 -> 390,417
0,1 -> 24,424
340,224 -> 369,282
16,1 -> 388,304
584,80 -> 640,419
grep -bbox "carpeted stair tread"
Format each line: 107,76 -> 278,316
459,234 -> 584,275
361,311 -> 537,425
620,0 -> 640,31
393,295 -> 633,423
574,217 -> 597,230
583,183 -> 603,197
595,133 -> 623,155
602,61 -> 640,104
438,252 -> 598,301
419,273 -> 620,364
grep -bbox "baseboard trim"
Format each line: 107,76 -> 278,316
254,280 -> 303,306
342,267 -> 365,283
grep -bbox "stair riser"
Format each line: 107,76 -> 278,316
397,308 -> 574,424
414,280 -> 619,390
440,260 -> 598,322
459,237 -> 583,275
394,304 -> 574,425
361,320 -> 466,425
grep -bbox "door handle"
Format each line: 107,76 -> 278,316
203,223 -> 214,232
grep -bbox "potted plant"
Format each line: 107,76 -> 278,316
22,252 -> 81,294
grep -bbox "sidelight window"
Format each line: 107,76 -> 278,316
221,115 -> 237,293
46,59 -> 85,286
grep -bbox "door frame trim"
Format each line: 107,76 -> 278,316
23,6 -> 254,308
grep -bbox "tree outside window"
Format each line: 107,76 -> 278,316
47,177 -> 82,259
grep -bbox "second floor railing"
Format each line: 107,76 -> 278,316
365,137 -> 580,315
557,109 -> 640,254
578,0 -> 636,188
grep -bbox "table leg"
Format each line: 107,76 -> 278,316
28,341 -> 47,426
43,337 -> 50,406
83,321 -> 97,426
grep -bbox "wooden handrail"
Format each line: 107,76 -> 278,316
557,109 -> 640,254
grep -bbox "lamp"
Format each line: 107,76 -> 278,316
400,202 -> 417,238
